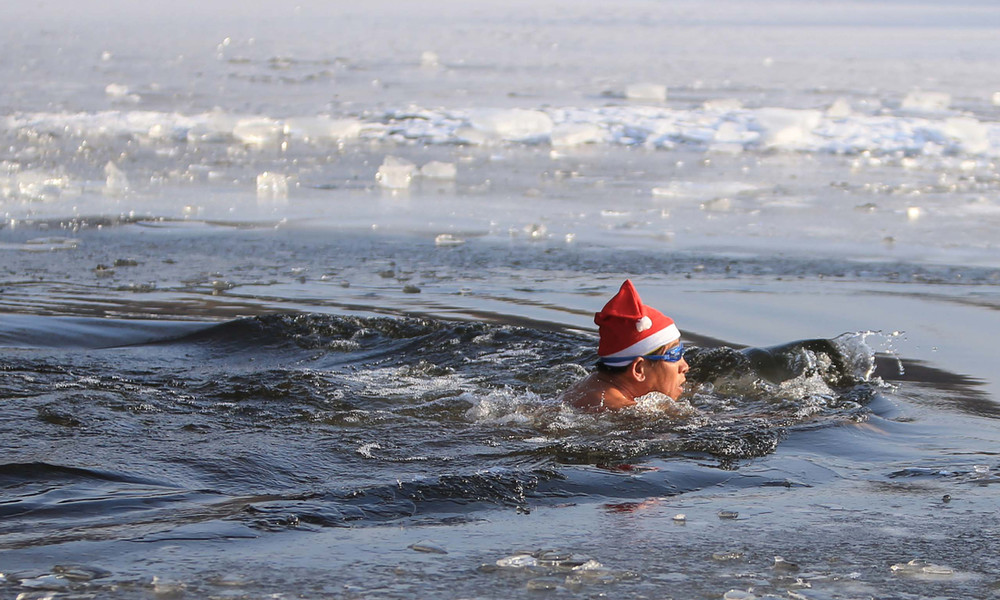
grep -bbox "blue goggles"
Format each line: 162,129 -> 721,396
642,342 -> 685,363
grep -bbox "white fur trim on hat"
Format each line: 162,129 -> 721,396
636,316 -> 652,332
599,323 -> 681,367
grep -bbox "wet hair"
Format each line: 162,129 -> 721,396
596,361 -> 629,375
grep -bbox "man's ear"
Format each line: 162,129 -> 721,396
630,358 -> 647,382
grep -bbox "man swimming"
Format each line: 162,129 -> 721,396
561,280 -> 689,412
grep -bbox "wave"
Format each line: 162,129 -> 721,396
0,313 -> 898,541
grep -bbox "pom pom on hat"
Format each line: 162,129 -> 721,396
594,280 -> 680,367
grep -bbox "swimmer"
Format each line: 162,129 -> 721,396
561,280 -> 689,412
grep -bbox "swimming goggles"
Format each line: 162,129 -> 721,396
642,342 -> 685,363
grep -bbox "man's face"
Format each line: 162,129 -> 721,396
644,341 -> 688,399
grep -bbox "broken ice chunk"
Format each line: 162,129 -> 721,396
942,117 -> 989,154
626,83 -> 667,102
233,118 -> 283,146
826,97 -> 852,118
376,156 -> 417,188
408,540 -> 447,554
282,117 -> 362,142
256,172 -> 288,199
434,234 -> 464,246
105,83 -> 140,102
420,50 -> 440,68
104,161 -> 129,195
551,123 -> 604,147
752,108 -> 822,149
468,109 -> 553,142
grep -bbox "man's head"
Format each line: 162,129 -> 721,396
594,280 -> 688,399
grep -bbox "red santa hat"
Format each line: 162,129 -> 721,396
595,280 -> 680,367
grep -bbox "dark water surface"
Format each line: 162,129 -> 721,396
3,224 -> 1000,599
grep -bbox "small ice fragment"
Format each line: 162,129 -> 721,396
906,206 -> 922,221
256,172 -> 288,199
922,564 -> 954,576
150,575 -> 186,596
408,540 -> 447,554
104,161 -> 129,195
992,91 -> 1000,106
901,90 -> 950,112
551,123 -> 604,147
53,565 -> 111,581
826,97 -> 852,118
974,464 -> 989,476
497,554 -> 538,568
625,83 -> 667,102
701,197 -> 732,212
523,223 -> 548,239
773,556 -> 799,572
762,57 -> 774,67
105,83 -> 131,98
420,50 -> 440,68
672,513 -> 686,522
101,50 -> 113,61
420,161 -> 457,180
717,510 -> 739,519
233,118 -> 282,146
723,590 -> 756,600
890,559 -> 952,577
20,574 -> 71,590
525,577 -> 561,591
434,234 -> 464,246
376,156 -> 417,189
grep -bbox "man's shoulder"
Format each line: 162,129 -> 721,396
561,374 -> 634,412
